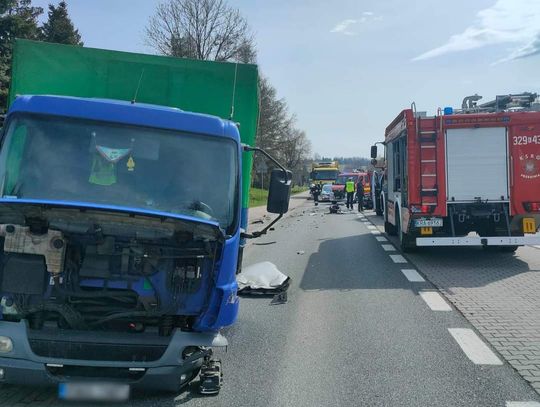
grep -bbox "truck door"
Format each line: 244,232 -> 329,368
445,127 -> 509,202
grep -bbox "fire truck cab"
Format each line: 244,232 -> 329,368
375,93 -> 540,252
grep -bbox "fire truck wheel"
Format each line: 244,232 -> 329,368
384,221 -> 396,235
396,213 -> 416,252
497,245 -> 519,253
375,198 -> 383,216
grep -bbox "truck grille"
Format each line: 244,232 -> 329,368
29,339 -> 168,362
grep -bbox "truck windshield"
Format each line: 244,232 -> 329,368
311,170 -> 338,181
0,114 -> 239,230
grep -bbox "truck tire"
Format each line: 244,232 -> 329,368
396,213 -> 416,252
497,245 -> 518,253
384,221 -> 396,235
384,200 -> 396,235
375,193 -> 383,216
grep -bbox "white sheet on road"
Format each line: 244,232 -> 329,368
237,262 -> 288,290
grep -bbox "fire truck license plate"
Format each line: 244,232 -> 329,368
414,218 -> 443,228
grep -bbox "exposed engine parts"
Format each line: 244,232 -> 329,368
0,215 -> 218,335
0,224 -> 66,275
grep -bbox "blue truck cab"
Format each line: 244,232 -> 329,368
0,95 -> 290,397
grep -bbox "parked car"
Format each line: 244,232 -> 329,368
320,183 -> 335,201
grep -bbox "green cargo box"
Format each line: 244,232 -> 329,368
9,39 -> 259,210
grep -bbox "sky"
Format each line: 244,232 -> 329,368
32,0 -> 540,157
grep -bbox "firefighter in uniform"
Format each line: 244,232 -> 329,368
357,177 -> 365,212
345,178 -> 355,210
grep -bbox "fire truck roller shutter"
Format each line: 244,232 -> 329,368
445,127 -> 509,202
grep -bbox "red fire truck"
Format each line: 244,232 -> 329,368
373,93 -> 540,252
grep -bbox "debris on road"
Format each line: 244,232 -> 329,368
270,291 -> 288,305
297,251 -> 305,255
329,202 -> 344,214
253,241 -> 277,246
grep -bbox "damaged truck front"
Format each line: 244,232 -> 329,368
0,40 -> 291,399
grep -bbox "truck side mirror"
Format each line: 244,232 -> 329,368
267,169 -> 292,214
370,145 -> 378,159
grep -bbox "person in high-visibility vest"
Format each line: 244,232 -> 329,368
345,178 -> 355,210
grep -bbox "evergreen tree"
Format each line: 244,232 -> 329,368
0,0 -> 43,111
41,1 -> 82,46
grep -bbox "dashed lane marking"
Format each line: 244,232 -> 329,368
367,225 -> 377,230
370,230 -> 381,235
506,402 -> 540,407
419,291 -> 452,311
375,236 -> 388,242
448,328 -> 503,365
401,269 -> 425,282
381,244 -> 396,252
389,254 -> 407,263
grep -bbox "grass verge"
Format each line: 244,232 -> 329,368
249,186 -> 308,208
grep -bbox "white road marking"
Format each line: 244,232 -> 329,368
381,244 -> 396,252
367,225 -> 376,230
506,402 -> 540,407
389,254 -> 407,263
419,291 -> 452,311
401,269 -> 425,282
375,236 -> 388,242
448,328 -> 503,365
370,230 -> 381,235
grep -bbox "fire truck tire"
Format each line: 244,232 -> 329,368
396,214 -> 416,252
384,221 -> 396,235
377,193 -> 386,217
375,197 -> 383,216
497,245 -> 519,253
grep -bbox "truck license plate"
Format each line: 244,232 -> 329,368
414,218 -> 443,228
58,382 -> 130,402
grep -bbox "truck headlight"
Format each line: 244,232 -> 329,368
0,337 -> 13,353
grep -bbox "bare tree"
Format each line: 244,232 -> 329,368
280,129 -> 311,171
145,0 -> 255,62
254,77 -> 311,186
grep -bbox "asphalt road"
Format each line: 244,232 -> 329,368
1,199 -> 539,406
150,200 -> 538,407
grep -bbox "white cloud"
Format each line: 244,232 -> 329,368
330,19 -> 358,36
330,13 -> 382,35
413,0 -> 540,62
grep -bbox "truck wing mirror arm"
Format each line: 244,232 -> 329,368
242,145 -> 292,239
241,213 -> 283,239
242,145 -> 287,174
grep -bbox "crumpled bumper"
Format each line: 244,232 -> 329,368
0,321 -> 227,392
